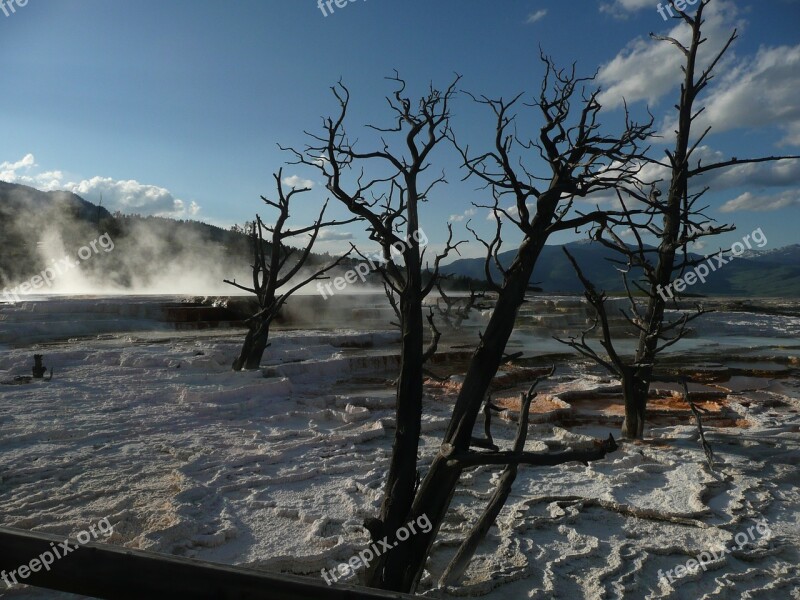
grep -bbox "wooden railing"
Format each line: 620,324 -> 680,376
0,526 -> 416,599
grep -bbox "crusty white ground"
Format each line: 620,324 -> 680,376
0,303 -> 798,599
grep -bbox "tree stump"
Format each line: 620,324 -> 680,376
32,355 -> 47,379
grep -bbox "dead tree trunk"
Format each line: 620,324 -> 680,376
287,74 -> 463,590
232,319 -> 272,372
621,1 -> 798,437
434,281 -> 483,330
388,55 -> 653,592
557,0 -> 799,440
226,170 -> 356,371
620,366 -> 649,440
32,355 -> 47,379
439,369 -> 553,587
383,284 -> 442,368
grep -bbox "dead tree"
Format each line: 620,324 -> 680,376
225,169 -> 357,371
32,355 -> 47,378
382,282 -> 441,366
440,367 -> 552,586
558,0 -> 800,439
682,378 -> 714,469
384,277 -> 479,373
286,73 -> 463,588
437,366 -> 615,587
434,280 -> 484,329
381,55 -> 654,592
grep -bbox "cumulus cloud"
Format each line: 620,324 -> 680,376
598,6 -> 800,148
659,44 -> 800,146
646,146 -> 800,191
0,153 -> 200,218
449,207 -> 478,223
0,153 -> 36,177
485,202 -> 536,220
317,230 -> 354,241
599,0 -> 655,19
720,190 -> 800,213
70,176 -> 200,217
597,0 -> 743,109
282,174 -> 315,189
704,156 -> 800,189
526,9 -> 547,24
573,147 -> 800,217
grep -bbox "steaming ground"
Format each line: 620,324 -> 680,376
0,296 -> 798,599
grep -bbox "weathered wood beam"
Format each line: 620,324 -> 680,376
0,526 -> 415,600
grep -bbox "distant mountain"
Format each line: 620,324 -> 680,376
0,181 -> 363,293
2,181 -> 797,297
0,181 -> 254,290
746,244 -> 800,266
0,182 -> 116,284
441,240 -> 800,297
0,181 -> 113,222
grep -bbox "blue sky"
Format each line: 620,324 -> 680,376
1,0 -> 799,260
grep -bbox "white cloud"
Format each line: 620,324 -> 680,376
450,207 -> 478,222
484,202 -> 536,220
573,148 -> 800,218
604,21 -> 800,149
705,156 -> 800,189
0,153 -> 200,218
70,176 -> 200,217
580,191 -> 625,209
659,44 -> 800,147
0,153 -> 36,178
282,174 -> 315,189
650,146 -> 800,191
599,0 -> 655,19
318,230 -> 354,241
525,9 -> 547,24
720,190 -> 800,213
597,0 -> 743,109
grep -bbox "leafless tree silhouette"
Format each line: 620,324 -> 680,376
388,54 -> 654,592
558,0 -> 800,439
285,73 -> 465,588
225,169 -> 357,371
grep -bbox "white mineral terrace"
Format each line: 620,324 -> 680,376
0,295 -> 798,598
